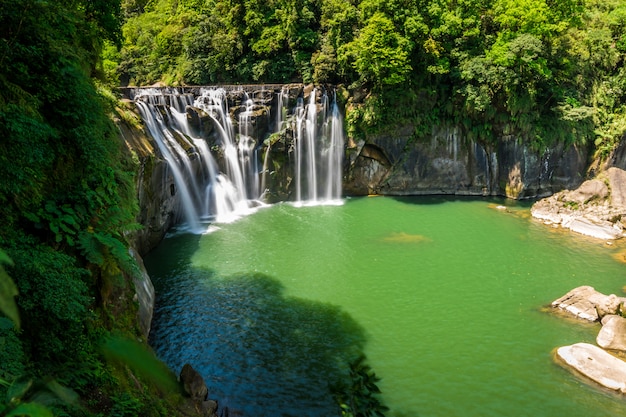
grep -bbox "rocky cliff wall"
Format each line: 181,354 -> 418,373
345,126 -> 588,199
117,104 -> 179,256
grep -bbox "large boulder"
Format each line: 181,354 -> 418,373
556,343 -> 626,393
180,363 -> 208,401
551,286 -> 626,321
597,315 -> 626,351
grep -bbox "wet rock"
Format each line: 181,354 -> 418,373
556,343 -> 626,393
128,248 -> 155,338
201,400 -> 218,417
597,315 -> 626,351
180,364 -> 208,401
551,286 -> 626,322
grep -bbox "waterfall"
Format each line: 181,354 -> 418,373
275,86 -> 288,132
238,92 -> 260,199
133,88 -> 256,229
132,85 -> 345,232
325,93 -> 344,200
134,96 -> 203,233
292,88 -> 344,205
260,142 -> 271,200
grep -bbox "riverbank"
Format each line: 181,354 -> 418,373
531,167 -> 626,240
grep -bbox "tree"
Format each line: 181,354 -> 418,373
340,12 -> 412,88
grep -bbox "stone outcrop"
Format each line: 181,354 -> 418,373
551,285 -> 626,322
180,363 -> 209,401
556,343 -> 626,393
345,126 -> 587,198
597,315 -> 626,351
551,288 -> 626,393
129,248 -> 155,338
180,364 -> 219,417
531,167 -> 626,239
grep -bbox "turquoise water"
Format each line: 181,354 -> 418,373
145,197 -> 626,416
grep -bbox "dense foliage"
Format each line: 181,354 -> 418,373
0,1 -> 184,415
118,0 -> 626,150
3,0 -> 626,414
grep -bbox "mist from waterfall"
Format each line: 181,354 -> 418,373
132,86 -> 344,232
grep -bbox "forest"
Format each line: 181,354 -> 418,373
117,0 -> 626,151
1,0 -> 626,415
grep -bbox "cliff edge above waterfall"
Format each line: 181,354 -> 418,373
531,167 -> 626,240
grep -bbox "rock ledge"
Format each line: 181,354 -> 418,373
531,167 -> 626,239
556,343 -> 626,393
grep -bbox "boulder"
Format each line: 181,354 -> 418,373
568,179 -> 608,204
551,286 -> 626,321
608,167 -> 626,207
180,363 -> 208,401
556,343 -> 626,393
597,315 -> 626,351
201,400 -> 218,417
531,167 -> 626,240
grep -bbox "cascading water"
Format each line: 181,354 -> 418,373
132,85 -> 345,232
134,91 -> 203,233
323,93 -> 344,201
292,88 -> 344,204
238,92 -> 260,199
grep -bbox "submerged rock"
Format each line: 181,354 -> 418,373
531,167 -> 626,240
551,285 -> 626,322
556,343 -> 626,393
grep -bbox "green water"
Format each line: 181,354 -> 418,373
145,196 -> 626,416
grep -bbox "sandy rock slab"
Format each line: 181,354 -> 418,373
551,285 -> 626,322
556,343 -> 626,393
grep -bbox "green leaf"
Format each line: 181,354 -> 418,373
42,378 -> 79,405
0,250 -> 20,330
6,402 -> 54,417
101,335 -> 180,393
7,379 -> 33,403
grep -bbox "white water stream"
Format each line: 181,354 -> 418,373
133,86 -> 345,230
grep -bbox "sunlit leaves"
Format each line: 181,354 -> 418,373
343,13 -> 412,87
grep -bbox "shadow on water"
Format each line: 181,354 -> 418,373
145,233 -> 377,416
382,194 -> 535,209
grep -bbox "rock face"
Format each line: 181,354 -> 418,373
556,343 -> 626,393
345,126 -> 587,198
128,248 -> 155,338
551,285 -> 626,322
117,101 -> 180,255
531,167 -> 626,239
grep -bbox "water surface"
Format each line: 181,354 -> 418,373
146,196 -> 626,416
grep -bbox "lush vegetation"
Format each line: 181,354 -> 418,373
117,0 -> 626,150
3,0 -> 626,414
0,1 -> 189,415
